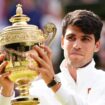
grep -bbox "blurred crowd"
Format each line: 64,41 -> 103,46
0,0 -> 105,72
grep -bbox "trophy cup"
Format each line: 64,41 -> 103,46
0,4 -> 56,105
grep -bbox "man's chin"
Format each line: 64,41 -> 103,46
71,62 -> 84,68
70,56 -> 83,61
70,58 -> 84,67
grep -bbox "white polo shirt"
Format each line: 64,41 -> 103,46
55,59 -> 105,105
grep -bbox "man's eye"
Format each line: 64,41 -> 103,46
82,38 -> 90,41
66,36 -> 75,41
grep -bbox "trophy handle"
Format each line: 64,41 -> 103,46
43,23 -> 57,46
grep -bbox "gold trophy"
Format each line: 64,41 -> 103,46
0,4 -> 56,105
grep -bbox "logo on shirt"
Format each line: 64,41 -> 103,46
87,88 -> 91,94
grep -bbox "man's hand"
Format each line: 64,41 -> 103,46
29,45 -> 55,84
0,54 -> 14,97
29,45 -> 61,92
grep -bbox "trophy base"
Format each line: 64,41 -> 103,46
11,96 -> 39,105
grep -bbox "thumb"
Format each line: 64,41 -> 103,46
0,71 -> 11,79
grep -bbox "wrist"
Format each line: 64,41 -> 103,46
47,75 -> 61,92
51,82 -> 61,92
1,87 -> 14,97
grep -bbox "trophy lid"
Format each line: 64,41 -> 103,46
0,4 -> 45,46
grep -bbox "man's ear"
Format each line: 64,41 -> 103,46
94,40 -> 100,52
61,36 -> 64,49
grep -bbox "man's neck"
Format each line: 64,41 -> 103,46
68,66 -> 77,82
67,60 -> 92,82
79,60 -> 92,68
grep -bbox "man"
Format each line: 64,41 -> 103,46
0,9 -> 105,105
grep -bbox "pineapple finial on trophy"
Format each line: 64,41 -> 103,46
16,4 -> 23,16
9,3 -> 30,23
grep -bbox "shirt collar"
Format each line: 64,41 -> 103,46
60,59 -> 96,86
60,59 -> 95,72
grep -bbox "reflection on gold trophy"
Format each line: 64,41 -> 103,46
0,4 -> 56,105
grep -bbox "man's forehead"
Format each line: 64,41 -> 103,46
64,25 -> 94,38
65,25 -> 83,34
65,29 -> 91,37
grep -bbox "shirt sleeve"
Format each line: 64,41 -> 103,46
0,89 -> 15,105
0,94 -> 12,105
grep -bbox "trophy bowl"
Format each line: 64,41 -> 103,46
0,4 -> 56,105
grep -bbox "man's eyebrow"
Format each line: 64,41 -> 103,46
65,33 -> 75,36
82,35 -> 93,39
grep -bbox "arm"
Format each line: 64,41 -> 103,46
0,54 -> 14,105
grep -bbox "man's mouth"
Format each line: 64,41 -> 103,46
70,52 -> 83,56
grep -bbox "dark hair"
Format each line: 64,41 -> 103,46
62,10 -> 103,42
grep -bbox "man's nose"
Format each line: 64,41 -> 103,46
73,40 -> 82,49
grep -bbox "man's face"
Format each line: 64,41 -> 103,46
61,25 -> 100,68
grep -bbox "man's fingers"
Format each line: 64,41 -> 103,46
33,46 -> 48,62
30,53 -> 49,69
39,45 -> 52,59
0,71 -> 11,79
28,64 -> 40,74
33,45 -> 52,62
0,61 -> 8,73
0,54 -> 5,62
